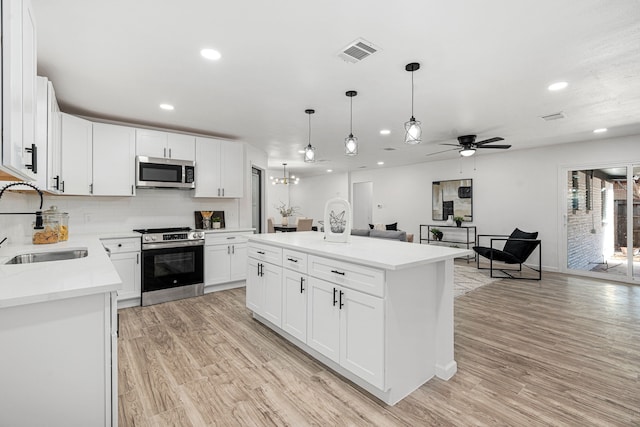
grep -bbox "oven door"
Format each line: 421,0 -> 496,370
141,241 -> 204,293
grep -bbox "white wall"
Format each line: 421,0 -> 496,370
289,172 -> 349,225
283,134 -> 639,272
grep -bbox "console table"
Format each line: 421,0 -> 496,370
419,224 -> 477,263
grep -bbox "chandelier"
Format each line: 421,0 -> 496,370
270,163 -> 299,185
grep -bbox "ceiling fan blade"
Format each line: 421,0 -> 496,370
426,148 -> 458,157
477,144 -> 512,149
475,137 -> 504,146
440,143 -> 461,147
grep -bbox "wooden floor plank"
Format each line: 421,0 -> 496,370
118,271 -> 640,426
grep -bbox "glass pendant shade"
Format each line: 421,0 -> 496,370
404,117 -> 422,145
304,144 -> 315,163
459,148 -> 476,157
345,134 -> 358,155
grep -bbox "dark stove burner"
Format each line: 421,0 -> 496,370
133,227 -> 192,234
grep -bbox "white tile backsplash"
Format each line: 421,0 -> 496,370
0,188 -> 240,243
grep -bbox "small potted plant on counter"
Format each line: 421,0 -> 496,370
212,216 -> 222,229
453,216 -> 464,227
430,227 -> 443,241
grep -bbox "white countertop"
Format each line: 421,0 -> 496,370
203,227 -> 255,234
248,232 -> 473,270
0,235 -> 121,308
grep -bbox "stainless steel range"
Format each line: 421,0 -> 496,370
134,227 -> 205,306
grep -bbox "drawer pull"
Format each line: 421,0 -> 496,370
226,237 -> 236,240
331,269 -> 345,276
257,251 -> 265,255
287,257 -> 298,263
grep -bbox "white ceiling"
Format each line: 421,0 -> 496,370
31,0 -> 640,177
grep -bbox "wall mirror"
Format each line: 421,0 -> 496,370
432,179 -> 473,222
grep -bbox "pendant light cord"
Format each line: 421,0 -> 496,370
411,70 -> 415,118
350,96 -> 353,134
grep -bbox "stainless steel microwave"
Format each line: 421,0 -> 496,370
136,156 -> 196,189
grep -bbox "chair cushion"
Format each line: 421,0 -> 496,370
350,228 -> 370,237
472,246 -> 523,264
503,228 -> 539,261
385,222 -> 398,231
370,229 -> 407,241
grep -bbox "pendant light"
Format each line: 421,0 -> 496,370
303,109 -> 316,163
344,90 -> 358,156
404,62 -> 422,144
270,163 -> 299,185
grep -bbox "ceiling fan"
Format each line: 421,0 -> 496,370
426,135 -> 511,157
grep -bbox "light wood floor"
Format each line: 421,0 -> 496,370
118,272 -> 640,426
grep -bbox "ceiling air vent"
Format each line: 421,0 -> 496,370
540,112 -> 566,121
337,38 -> 380,64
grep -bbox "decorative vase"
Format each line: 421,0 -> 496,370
455,220 -> 462,227
446,215 -> 454,225
282,216 -> 288,226
212,221 -> 221,229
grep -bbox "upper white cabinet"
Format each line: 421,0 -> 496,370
93,123 -> 135,196
194,137 -> 244,198
1,0 -> 38,181
60,113 -> 92,195
35,76 -> 61,193
136,129 -> 195,161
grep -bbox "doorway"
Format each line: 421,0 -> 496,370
251,167 -> 263,233
564,164 -> 639,281
352,181 -> 373,230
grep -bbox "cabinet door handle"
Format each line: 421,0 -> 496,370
136,254 -> 139,264
232,245 -> 235,254
131,185 -> 134,195
332,287 -> 337,306
25,144 -> 37,173
339,290 -> 344,309
227,246 -> 230,254
331,269 -> 345,276
222,188 -> 225,196
89,183 -> 93,194
53,175 -> 60,190
168,148 -> 172,158
287,257 -> 298,263
300,277 -> 305,293
257,263 -> 261,277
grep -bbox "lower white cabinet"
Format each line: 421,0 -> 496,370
282,268 -> 308,342
0,291 -> 117,426
204,232 -> 251,287
307,276 -> 385,389
247,251 -> 283,327
102,237 -> 141,306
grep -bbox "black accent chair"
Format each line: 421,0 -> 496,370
473,228 -> 541,280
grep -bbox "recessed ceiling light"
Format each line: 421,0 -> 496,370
548,81 -> 568,91
200,48 -> 221,60
377,161 -> 384,166
593,128 -> 608,133
380,129 -> 391,135
159,103 -> 174,111
327,169 -> 333,173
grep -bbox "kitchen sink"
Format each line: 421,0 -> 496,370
5,249 -> 88,264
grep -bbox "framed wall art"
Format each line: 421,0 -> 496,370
432,179 -> 473,222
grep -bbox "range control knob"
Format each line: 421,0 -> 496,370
151,236 -> 157,241
194,232 -> 204,239
143,236 -> 150,242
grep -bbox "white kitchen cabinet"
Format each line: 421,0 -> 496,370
194,137 -> 244,198
102,236 -> 141,307
247,244 -> 283,327
1,0 -> 38,181
306,276 -> 384,388
60,113 -> 92,195
93,123 -> 136,196
204,232 -> 251,288
35,76 -> 62,193
0,291 -> 117,426
136,129 -> 195,161
282,268 -> 308,343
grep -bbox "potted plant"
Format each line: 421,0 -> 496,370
276,202 -> 299,226
430,227 -> 443,241
212,216 -> 222,229
453,216 -> 464,227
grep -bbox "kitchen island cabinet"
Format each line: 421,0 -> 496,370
246,232 -> 471,405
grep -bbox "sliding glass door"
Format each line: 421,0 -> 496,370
565,164 -> 639,282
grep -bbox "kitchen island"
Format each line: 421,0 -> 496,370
246,231 -> 472,405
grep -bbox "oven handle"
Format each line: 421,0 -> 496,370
142,240 -> 204,250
